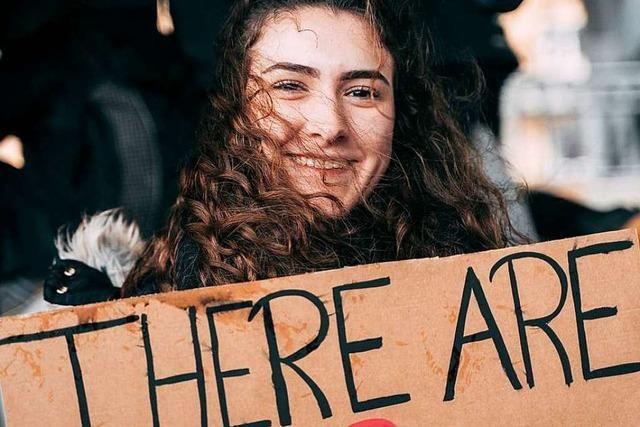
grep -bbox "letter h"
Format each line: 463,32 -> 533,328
141,307 -> 208,427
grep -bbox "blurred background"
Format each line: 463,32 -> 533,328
500,0 -> 640,210
0,0 -> 639,317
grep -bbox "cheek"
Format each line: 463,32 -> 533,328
350,111 -> 394,158
252,99 -> 307,146
378,122 -> 394,156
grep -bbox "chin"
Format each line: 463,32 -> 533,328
307,196 -> 353,218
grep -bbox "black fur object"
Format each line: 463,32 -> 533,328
44,258 -> 120,305
43,210 -> 145,306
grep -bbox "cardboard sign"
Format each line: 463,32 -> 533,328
1,230 -> 640,426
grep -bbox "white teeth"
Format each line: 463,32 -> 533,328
291,156 -> 347,170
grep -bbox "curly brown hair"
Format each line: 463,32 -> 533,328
122,0 -> 515,296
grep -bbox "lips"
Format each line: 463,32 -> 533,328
288,154 -> 351,170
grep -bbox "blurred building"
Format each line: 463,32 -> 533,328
582,0 -> 640,61
500,0 -> 640,209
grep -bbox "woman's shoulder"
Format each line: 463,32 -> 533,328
173,236 -> 200,290
126,235 -> 201,297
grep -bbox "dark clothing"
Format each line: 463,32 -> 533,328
130,237 -> 201,297
528,191 -> 638,241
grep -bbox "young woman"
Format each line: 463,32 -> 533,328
115,0 -> 514,297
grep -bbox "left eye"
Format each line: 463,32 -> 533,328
345,86 -> 379,99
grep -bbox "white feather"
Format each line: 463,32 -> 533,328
55,210 -> 146,288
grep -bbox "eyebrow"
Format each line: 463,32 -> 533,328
262,62 -> 320,77
340,70 -> 390,86
262,62 -> 391,86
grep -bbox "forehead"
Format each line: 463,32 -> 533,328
250,6 -> 393,75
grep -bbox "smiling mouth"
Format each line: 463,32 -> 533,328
288,155 -> 350,170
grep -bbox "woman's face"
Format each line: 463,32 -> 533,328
249,6 -> 395,216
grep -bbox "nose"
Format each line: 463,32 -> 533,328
303,93 -> 348,145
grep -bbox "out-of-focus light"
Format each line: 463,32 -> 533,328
156,0 -> 175,36
0,135 -> 25,169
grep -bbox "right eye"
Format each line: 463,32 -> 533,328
272,80 -> 307,92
